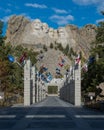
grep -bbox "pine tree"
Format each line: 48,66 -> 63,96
0,21 -> 4,46
50,43 -> 53,49
63,44 -> 69,55
82,12 -> 104,96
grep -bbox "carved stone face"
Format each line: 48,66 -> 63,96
42,23 -> 49,33
58,27 -> 66,37
32,19 -> 42,30
57,27 -> 68,47
48,28 -> 54,38
53,29 -> 58,39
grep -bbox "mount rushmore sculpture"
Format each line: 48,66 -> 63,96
6,15 -> 97,57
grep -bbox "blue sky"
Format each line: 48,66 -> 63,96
0,0 -> 104,34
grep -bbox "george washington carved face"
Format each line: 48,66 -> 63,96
32,19 -> 42,30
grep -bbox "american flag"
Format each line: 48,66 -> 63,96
75,54 -> 80,65
19,53 -> 27,64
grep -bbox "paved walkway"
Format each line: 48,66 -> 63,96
0,96 -> 104,130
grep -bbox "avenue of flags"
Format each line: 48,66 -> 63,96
8,50 -> 95,85
36,52 -> 95,84
37,52 -> 82,83
75,53 -> 80,65
57,53 -> 95,78
56,57 -> 64,76
55,55 -> 70,77
19,52 -> 27,65
37,54 -> 70,82
37,54 -> 69,83
37,53 -> 53,83
81,56 -> 95,72
8,52 -> 27,67
73,53 -> 95,73
38,64 -> 53,83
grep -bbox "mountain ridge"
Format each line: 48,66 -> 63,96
6,15 -> 97,59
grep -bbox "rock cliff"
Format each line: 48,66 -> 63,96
6,15 -> 97,58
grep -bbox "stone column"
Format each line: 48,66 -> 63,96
68,66 -> 75,104
43,83 -> 47,98
74,61 -> 81,106
66,74 -> 70,102
36,72 -> 39,102
24,59 -> 31,106
40,80 -> 43,101
31,66 -> 36,104
43,83 -> 45,99
38,80 -> 41,102
40,82 -> 43,101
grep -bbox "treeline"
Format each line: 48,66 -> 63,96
82,12 -> 104,97
0,21 -> 38,96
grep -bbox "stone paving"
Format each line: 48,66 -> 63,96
0,96 -> 104,130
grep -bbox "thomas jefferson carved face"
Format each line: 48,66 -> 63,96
42,23 -> 49,33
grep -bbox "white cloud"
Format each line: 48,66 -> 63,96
52,8 -> 68,14
20,13 -> 34,21
0,15 -> 11,23
96,18 -> 104,23
97,1 -> 104,12
25,3 -> 47,9
73,0 -> 104,13
72,0 -> 98,5
0,14 -> 35,23
49,15 -> 74,25
0,7 -> 11,13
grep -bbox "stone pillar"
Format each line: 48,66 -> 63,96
74,62 -> 81,106
68,66 -> 75,104
43,83 -> 47,98
40,81 -> 43,100
41,82 -> 44,100
40,80 -> 43,101
24,59 -> 31,106
31,66 -> 36,104
43,83 -> 45,99
45,83 -> 48,97
72,66 -> 75,80
38,80 -> 41,102
36,72 -> 39,102
66,74 -> 70,102
40,82 -> 43,101
42,82 -> 46,99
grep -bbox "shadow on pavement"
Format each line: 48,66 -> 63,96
0,104 -> 104,130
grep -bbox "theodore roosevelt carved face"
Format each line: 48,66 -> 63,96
53,29 -> 58,39
48,28 -> 54,38
57,27 -> 67,37
56,27 -> 69,47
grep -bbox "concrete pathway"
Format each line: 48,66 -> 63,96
0,96 -> 104,130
